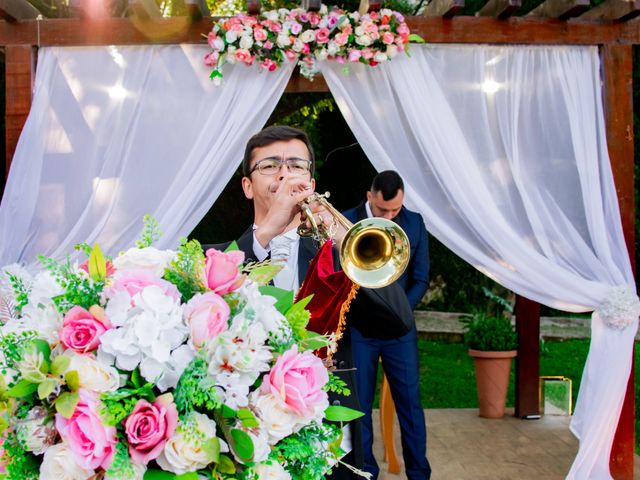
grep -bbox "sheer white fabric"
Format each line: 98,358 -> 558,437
0,45 -> 294,266
321,45 -> 638,479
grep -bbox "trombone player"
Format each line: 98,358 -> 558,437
226,125 -> 414,478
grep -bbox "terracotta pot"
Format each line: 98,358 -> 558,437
468,349 -> 517,418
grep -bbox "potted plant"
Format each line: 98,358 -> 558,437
464,312 -> 518,418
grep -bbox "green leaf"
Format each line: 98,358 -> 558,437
221,404 -> 237,419
131,368 -> 142,388
300,333 -> 329,351
175,473 -> 198,480
247,264 -> 283,285
259,286 -> 294,314
223,241 -> 239,252
409,33 -> 426,43
237,408 -> 259,428
30,339 -> 51,372
324,405 -> 364,422
6,379 -> 38,398
37,378 -> 57,399
65,370 -> 80,391
216,454 -> 236,474
202,437 -> 221,464
143,470 -> 176,480
229,428 -> 254,462
55,391 -> 79,418
50,355 -> 71,376
88,243 -> 107,281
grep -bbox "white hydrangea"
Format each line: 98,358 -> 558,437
236,281 -> 292,344
596,285 -> 640,330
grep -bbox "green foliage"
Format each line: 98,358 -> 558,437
37,255 -> 104,312
463,312 -> 517,351
284,296 -> 312,343
105,439 -> 138,480
100,383 -> 155,426
324,405 -> 363,422
5,274 -> 29,314
164,238 -> 207,301
0,331 -> 38,371
0,429 -> 39,480
135,215 -> 162,248
323,372 -> 351,397
74,242 -> 93,257
271,423 -> 342,480
173,353 -> 222,414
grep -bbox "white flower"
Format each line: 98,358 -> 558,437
250,392 -> 297,444
316,48 -> 329,61
300,29 -> 315,43
112,247 -> 175,277
386,44 -> 398,58
39,442 -> 94,480
156,412 -> 228,475
103,290 -> 131,327
16,407 -> 57,455
374,52 -> 388,62
64,351 -> 121,392
29,271 -> 64,305
104,462 -> 146,480
17,299 -> 63,345
355,25 -> 365,36
213,371 -> 250,409
327,41 -> 339,56
211,37 -> 224,51
596,285 -> 640,330
356,34 -> 373,46
237,282 -> 292,344
243,424 -> 270,462
225,30 -> 238,44
254,460 -> 292,480
264,9 -> 278,20
148,343 -> 195,392
239,35 -> 254,49
276,33 -> 291,47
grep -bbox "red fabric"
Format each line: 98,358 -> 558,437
296,240 -> 354,337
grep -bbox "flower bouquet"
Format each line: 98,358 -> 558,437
0,217 -> 362,479
204,5 -> 424,83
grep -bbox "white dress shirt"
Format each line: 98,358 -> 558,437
252,226 -> 300,291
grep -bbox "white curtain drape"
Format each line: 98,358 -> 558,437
0,45 -> 294,266
321,45 -> 638,479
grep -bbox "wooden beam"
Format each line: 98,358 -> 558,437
0,17 -> 639,47
581,0 -> 640,21
514,296 -> 540,418
477,0 -> 522,18
5,45 -> 34,183
423,0 -> 465,18
284,71 -> 329,93
527,0 -> 590,19
601,44 -> 635,480
0,0 -> 40,22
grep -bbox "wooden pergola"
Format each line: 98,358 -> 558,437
1,0 -> 637,476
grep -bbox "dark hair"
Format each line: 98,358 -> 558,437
242,125 -> 315,177
371,170 -> 404,200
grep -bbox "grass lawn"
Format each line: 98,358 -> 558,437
373,338 -> 640,453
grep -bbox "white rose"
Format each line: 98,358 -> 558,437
65,351 -> 121,392
239,35 -> 254,49
386,44 -> 398,58
276,33 -> 291,47
264,9 -> 278,20
156,413 -> 227,475
254,461 -> 292,480
374,51 -> 388,62
112,247 -> 175,277
40,443 -> 94,480
211,37 -> 224,51
355,25 -> 365,36
316,48 -> 328,61
251,392 -> 297,444
327,41 -> 339,56
356,34 -> 372,46
300,29 -> 315,43
225,30 -> 238,43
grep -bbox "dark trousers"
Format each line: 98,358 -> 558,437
351,325 -> 431,480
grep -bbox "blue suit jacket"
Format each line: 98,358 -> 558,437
342,202 -> 430,311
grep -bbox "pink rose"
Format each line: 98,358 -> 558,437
60,306 -> 112,353
203,248 -> 244,295
397,24 -> 410,36
261,345 -> 329,416
55,389 -> 117,470
290,21 -> 302,35
261,58 -> 278,72
106,271 -> 180,302
124,394 -> 178,465
315,28 -> 330,44
183,291 -> 230,348
382,31 -> 394,45
334,32 -> 349,46
254,27 -> 268,42
362,48 -> 374,60
348,49 -> 362,62
204,52 -> 219,67
264,40 -> 274,50
284,49 -> 298,62
308,12 -> 321,25
235,49 -> 252,64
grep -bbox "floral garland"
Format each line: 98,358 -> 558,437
204,5 -> 422,83
0,218 -> 363,480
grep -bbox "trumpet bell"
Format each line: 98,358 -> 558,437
340,217 -> 410,289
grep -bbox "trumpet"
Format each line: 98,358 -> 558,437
297,192 -> 410,289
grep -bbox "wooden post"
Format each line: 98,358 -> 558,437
602,43 -> 635,480
514,295 -> 541,418
5,45 -> 34,182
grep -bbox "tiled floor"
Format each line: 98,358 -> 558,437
371,408 -> 640,480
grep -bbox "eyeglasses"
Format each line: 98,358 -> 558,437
249,157 -> 312,176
